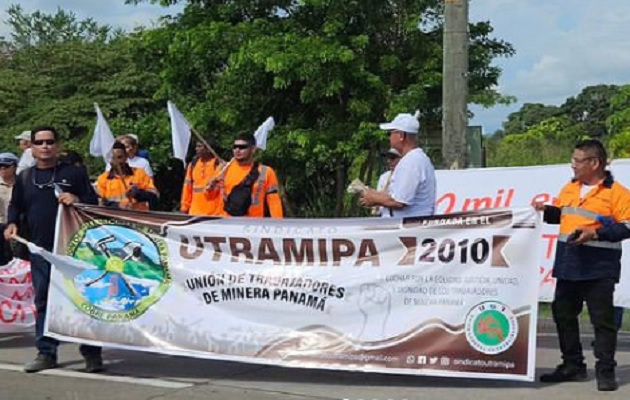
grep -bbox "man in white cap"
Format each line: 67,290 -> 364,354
106,134 -> 153,177
15,131 -> 36,174
360,113 -> 436,217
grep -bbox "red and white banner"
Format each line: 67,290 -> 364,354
435,160 -> 630,306
0,258 -> 36,333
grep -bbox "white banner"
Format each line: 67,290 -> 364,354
435,160 -> 630,306
46,206 -> 540,381
0,258 -> 36,333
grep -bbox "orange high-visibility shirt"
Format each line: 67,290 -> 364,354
96,167 -> 156,211
180,158 -> 222,216
219,162 -> 283,218
553,174 -> 630,236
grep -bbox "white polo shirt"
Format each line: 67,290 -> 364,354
376,170 -> 393,217
386,148 -> 436,218
16,148 -> 35,175
106,156 -> 154,177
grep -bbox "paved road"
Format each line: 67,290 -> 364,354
1,332 -> 629,400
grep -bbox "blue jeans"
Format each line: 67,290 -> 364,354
30,254 -> 101,358
30,254 -> 60,356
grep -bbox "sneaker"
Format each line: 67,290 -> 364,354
597,370 -> 618,391
24,354 -> 58,373
84,353 -> 104,373
540,363 -> 587,383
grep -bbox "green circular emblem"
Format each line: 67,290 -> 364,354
465,301 -> 518,355
64,219 -> 171,323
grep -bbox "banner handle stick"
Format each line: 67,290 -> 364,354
190,127 -> 225,165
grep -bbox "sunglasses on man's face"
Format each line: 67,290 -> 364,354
32,139 -> 56,146
233,144 -> 251,150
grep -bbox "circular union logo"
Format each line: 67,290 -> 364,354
65,219 -> 171,322
464,301 -> 518,355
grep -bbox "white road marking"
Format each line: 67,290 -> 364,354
0,335 -> 23,342
0,363 -> 193,389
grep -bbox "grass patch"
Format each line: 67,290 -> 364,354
537,302 -> 630,332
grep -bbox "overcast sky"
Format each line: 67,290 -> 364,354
469,0 -> 630,133
0,0 -> 180,36
2,1 -> 630,134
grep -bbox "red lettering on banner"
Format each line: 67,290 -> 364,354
540,266 -> 555,285
10,287 -> 34,301
0,300 -> 35,324
437,192 -> 456,214
531,193 -> 558,205
438,189 -> 516,214
0,273 -> 32,285
462,188 -> 515,211
541,234 -> 558,259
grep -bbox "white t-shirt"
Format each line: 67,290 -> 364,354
580,184 -> 595,199
386,148 -> 436,218
16,148 -> 36,175
376,170 -> 393,217
106,156 -> 154,177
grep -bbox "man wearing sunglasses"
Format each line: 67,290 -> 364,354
4,126 -> 103,374
209,132 -> 283,218
532,139 -> 630,391
360,113 -> 436,217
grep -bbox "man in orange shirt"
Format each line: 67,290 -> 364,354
180,139 -> 223,216
210,133 -> 283,218
96,142 -> 159,211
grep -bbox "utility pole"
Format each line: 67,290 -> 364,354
442,0 -> 469,169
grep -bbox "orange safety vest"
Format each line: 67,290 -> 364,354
553,173 -> 630,250
96,167 -> 156,211
219,162 -> 283,218
551,172 -> 630,280
180,158 -> 222,216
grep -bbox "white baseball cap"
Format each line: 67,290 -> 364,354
14,131 -> 31,141
379,113 -> 419,134
385,148 -> 402,158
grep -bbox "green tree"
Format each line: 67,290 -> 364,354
128,0 -> 514,216
502,103 -> 560,135
488,116 -> 583,167
0,6 -> 165,190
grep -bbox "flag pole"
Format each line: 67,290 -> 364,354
190,127 -> 224,165
10,234 -> 28,245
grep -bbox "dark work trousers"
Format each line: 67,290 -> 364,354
30,253 -> 101,359
552,278 -> 617,372
614,306 -> 624,330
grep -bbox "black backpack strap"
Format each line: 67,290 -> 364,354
242,162 -> 260,186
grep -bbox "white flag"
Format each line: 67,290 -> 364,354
90,104 -> 116,163
254,117 -> 275,151
167,101 -> 192,165
25,241 -> 96,277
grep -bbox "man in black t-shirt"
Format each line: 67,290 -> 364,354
4,126 -> 104,373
